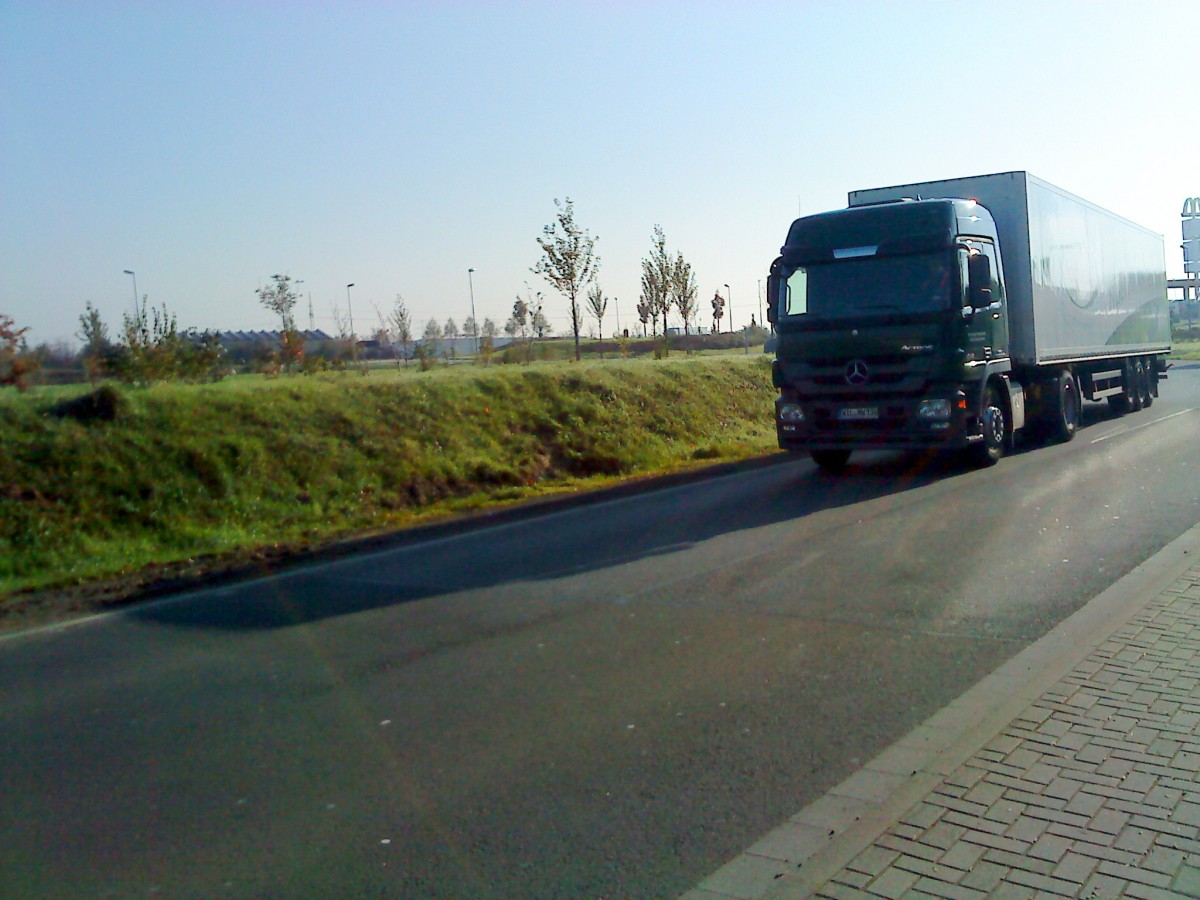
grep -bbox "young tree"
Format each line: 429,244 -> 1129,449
641,225 -> 673,352
504,297 -> 528,339
443,317 -> 458,361
479,317 -> 498,366
422,317 -> 441,362
505,296 -> 538,363
462,315 -> 477,355
671,253 -> 698,336
77,301 -> 114,382
256,274 -> 302,330
390,294 -> 413,366
256,274 -> 305,371
531,302 -> 550,339
636,298 -> 653,338
586,283 -> 608,358
711,291 -> 726,334
533,197 -> 599,362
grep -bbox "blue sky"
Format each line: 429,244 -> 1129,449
3,0 -> 1198,345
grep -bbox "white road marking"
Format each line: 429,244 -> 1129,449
1090,407 -> 1196,444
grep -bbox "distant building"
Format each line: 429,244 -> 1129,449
217,329 -> 334,345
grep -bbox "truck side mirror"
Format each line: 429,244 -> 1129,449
968,253 -> 992,309
766,257 -> 783,325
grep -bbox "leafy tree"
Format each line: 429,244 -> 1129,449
390,295 -> 413,366
105,302 -> 225,384
531,304 -> 551,338
711,291 -> 726,334
533,197 -> 599,361
256,274 -> 302,330
113,303 -> 178,384
641,225 -> 673,353
462,316 -> 477,355
0,313 -> 36,391
636,298 -> 653,338
256,274 -> 305,371
505,296 -> 533,363
671,253 -> 698,336
77,301 -> 115,382
587,283 -> 608,357
443,317 -> 458,361
504,298 -> 527,339
478,317 -> 498,366
422,317 -> 441,364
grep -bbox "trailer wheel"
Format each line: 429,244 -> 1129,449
1048,370 -> 1079,443
1140,359 -> 1154,409
811,449 -> 851,473
968,385 -> 1006,467
1125,360 -> 1143,412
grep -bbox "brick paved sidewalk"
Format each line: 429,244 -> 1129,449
807,567 -> 1200,899
685,526 -> 1200,900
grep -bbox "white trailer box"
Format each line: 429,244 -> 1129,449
848,172 -> 1170,366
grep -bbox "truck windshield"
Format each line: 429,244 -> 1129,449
781,251 -> 955,320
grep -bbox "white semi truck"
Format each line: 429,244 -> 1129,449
767,171 -> 1171,470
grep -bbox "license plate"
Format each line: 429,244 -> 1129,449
836,406 -> 879,421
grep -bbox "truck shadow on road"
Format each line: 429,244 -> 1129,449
130,401 -> 1133,632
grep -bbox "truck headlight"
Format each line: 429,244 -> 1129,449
777,403 -> 805,423
917,398 -> 952,421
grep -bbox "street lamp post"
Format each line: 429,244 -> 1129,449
468,268 -> 478,356
123,269 -> 139,319
724,283 -> 732,332
346,283 -> 358,367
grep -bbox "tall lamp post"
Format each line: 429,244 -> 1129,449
468,268 -> 478,355
346,283 -> 357,367
724,283 -> 732,333
123,269 -> 139,319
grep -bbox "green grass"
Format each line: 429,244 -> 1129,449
0,356 -> 778,604
1169,340 -> 1200,360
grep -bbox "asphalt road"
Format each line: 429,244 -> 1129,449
4,366 -> 1200,899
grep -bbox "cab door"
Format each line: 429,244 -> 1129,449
961,239 -> 1009,364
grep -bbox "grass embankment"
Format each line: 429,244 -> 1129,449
0,356 -> 777,617
1170,340 -> 1200,361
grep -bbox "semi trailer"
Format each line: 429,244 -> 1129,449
766,171 -> 1171,471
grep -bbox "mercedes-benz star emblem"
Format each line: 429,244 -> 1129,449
845,359 -> 870,386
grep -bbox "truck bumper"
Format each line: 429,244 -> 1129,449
775,392 -> 976,452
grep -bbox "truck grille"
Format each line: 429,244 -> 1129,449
789,354 -> 931,395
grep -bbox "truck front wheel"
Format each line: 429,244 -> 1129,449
811,449 -> 851,473
969,386 -> 1006,467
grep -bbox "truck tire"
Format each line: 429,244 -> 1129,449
1126,360 -> 1143,412
968,385 -> 1006,467
1140,359 -> 1154,409
811,449 -> 851,473
1048,370 -> 1079,442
